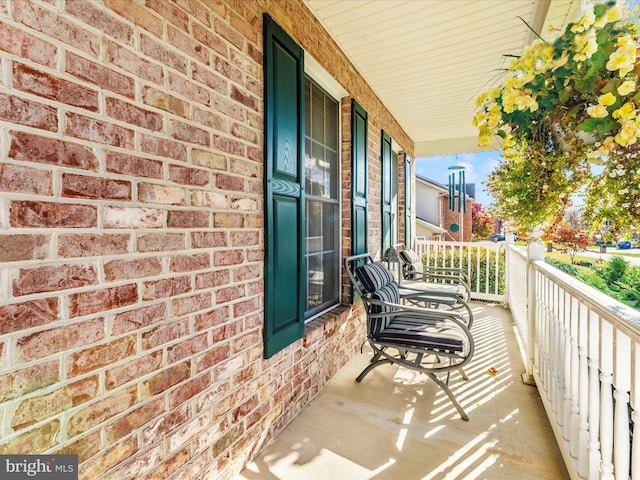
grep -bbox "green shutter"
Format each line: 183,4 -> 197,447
351,99 -> 368,257
381,131 -> 392,255
404,155 -> 413,249
263,14 -> 305,358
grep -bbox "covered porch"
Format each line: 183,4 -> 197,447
239,302 -> 568,479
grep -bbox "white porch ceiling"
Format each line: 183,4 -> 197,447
304,0 -> 581,157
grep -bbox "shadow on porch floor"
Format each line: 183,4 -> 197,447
237,303 -> 569,480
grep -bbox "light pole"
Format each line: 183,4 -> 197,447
448,166 -> 466,242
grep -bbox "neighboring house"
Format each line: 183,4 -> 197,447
0,1 -> 414,479
416,174 -> 473,242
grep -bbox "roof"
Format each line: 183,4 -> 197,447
304,0 -> 580,157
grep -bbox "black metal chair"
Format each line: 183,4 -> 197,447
345,253 -> 474,421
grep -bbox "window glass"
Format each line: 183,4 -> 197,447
304,76 -> 340,317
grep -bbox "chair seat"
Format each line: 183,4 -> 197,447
374,314 -> 466,353
400,281 -> 464,298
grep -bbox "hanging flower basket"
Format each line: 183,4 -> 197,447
474,1 -> 640,238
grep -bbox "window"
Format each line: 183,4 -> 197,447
304,77 -> 340,318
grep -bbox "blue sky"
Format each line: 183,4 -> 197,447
415,150 -> 502,207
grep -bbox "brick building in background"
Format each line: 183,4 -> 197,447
0,1 -> 415,478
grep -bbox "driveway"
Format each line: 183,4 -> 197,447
578,248 -> 640,266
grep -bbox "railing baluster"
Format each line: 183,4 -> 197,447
578,303 -> 589,477
614,331 -> 631,479
601,322 -> 614,480
632,342 -> 640,479
570,298 -> 580,457
563,288 -> 573,440
588,312 -> 601,480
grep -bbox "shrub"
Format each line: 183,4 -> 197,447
545,257 -> 579,276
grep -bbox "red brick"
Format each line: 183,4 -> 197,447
214,18 -> 244,51
213,54 -> 244,85
104,0 -> 163,37
213,250 -> 244,267
0,420 -> 60,455
195,343 -> 231,373
0,234 -> 49,262
0,163 -> 51,195
172,293 -> 212,316
145,0 -> 189,31
55,430 -> 101,463
68,336 -> 136,378
171,120 -> 210,146
14,63 -> 98,111
14,1 -> 99,55
191,231 -> 227,249
212,94 -> 243,121
193,109 -> 228,135
192,63 -> 227,94
246,279 -> 263,296
0,298 -> 58,335
215,174 -> 243,192
142,319 -> 188,350
62,173 -> 131,200
168,164 -> 210,186
191,190 -> 226,209
170,254 -> 210,273
66,52 -> 134,98
66,113 -> 134,148
140,34 -> 187,73
213,212 -> 244,228
230,11 -> 259,45
105,398 -> 164,443
0,22 -> 56,67
58,233 -> 129,258
69,284 -> 138,317
143,276 -> 191,301
141,133 -> 187,162
167,71 -> 210,106
78,437 -> 137,480
168,25 -> 208,65
138,183 -> 185,205
103,207 -> 164,229
112,304 -> 166,335
104,257 -> 162,281
230,196 -> 258,211
169,373 -> 210,409
195,306 -> 230,332
9,132 -> 98,170
107,41 -> 163,84
232,264 -> 260,283
106,152 -> 162,179
168,210 -> 209,228
106,97 -> 163,131
0,360 -> 58,402
144,363 -> 190,396
66,0 -> 133,43
233,297 -> 261,318
0,93 -> 56,131
142,86 -> 186,117
13,264 -> 97,296
105,351 -> 163,390
168,334 -> 208,364
230,159 -> 259,180
11,201 -> 97,228
231,122 -> 258,144
137,233 -> 185,252
214,135 -> 245,156
193,23 -> 225,56
217,285 -> 245,304
195,270 -> 230,290
230,231 -> 260,248
17,318 -> 104,361
69,386 -> 137,437
144,447 -> 190,480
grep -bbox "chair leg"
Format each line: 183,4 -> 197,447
427,372 -> 469,421
356,358 -> 394,382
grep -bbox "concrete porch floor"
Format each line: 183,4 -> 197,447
237,303 -> 569,480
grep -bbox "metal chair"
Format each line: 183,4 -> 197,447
345,253 -> 474,421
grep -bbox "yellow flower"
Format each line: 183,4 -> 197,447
599,136 -> 617,155
552,52 -> 569,71
618,80 -> 637,96
587,104 -> 609,118
593,6 -> 622,28
598,92 -> 616,106
573,29 -> 598,61
607,38 -> 637,76
571,11 -> 595,33
614,121 -> 638,146
478,126 -> 492,147
613,102 -> 637,120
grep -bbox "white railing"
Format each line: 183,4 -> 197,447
507,243 -> 640,480
414,239 -> 507,302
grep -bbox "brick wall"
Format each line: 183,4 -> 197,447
440,196 -> 473,242
0,1 -> 413,479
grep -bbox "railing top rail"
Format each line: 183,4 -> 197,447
531,257 -> 640,338
415,239 -> 506,249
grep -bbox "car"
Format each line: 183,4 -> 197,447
617,241 -> 631,249
491,234 -> 506,242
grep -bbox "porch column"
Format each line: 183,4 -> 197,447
524,240 -> 544,383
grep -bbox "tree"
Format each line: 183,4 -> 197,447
551,225 -> 591,264
472,203 -> 494,239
